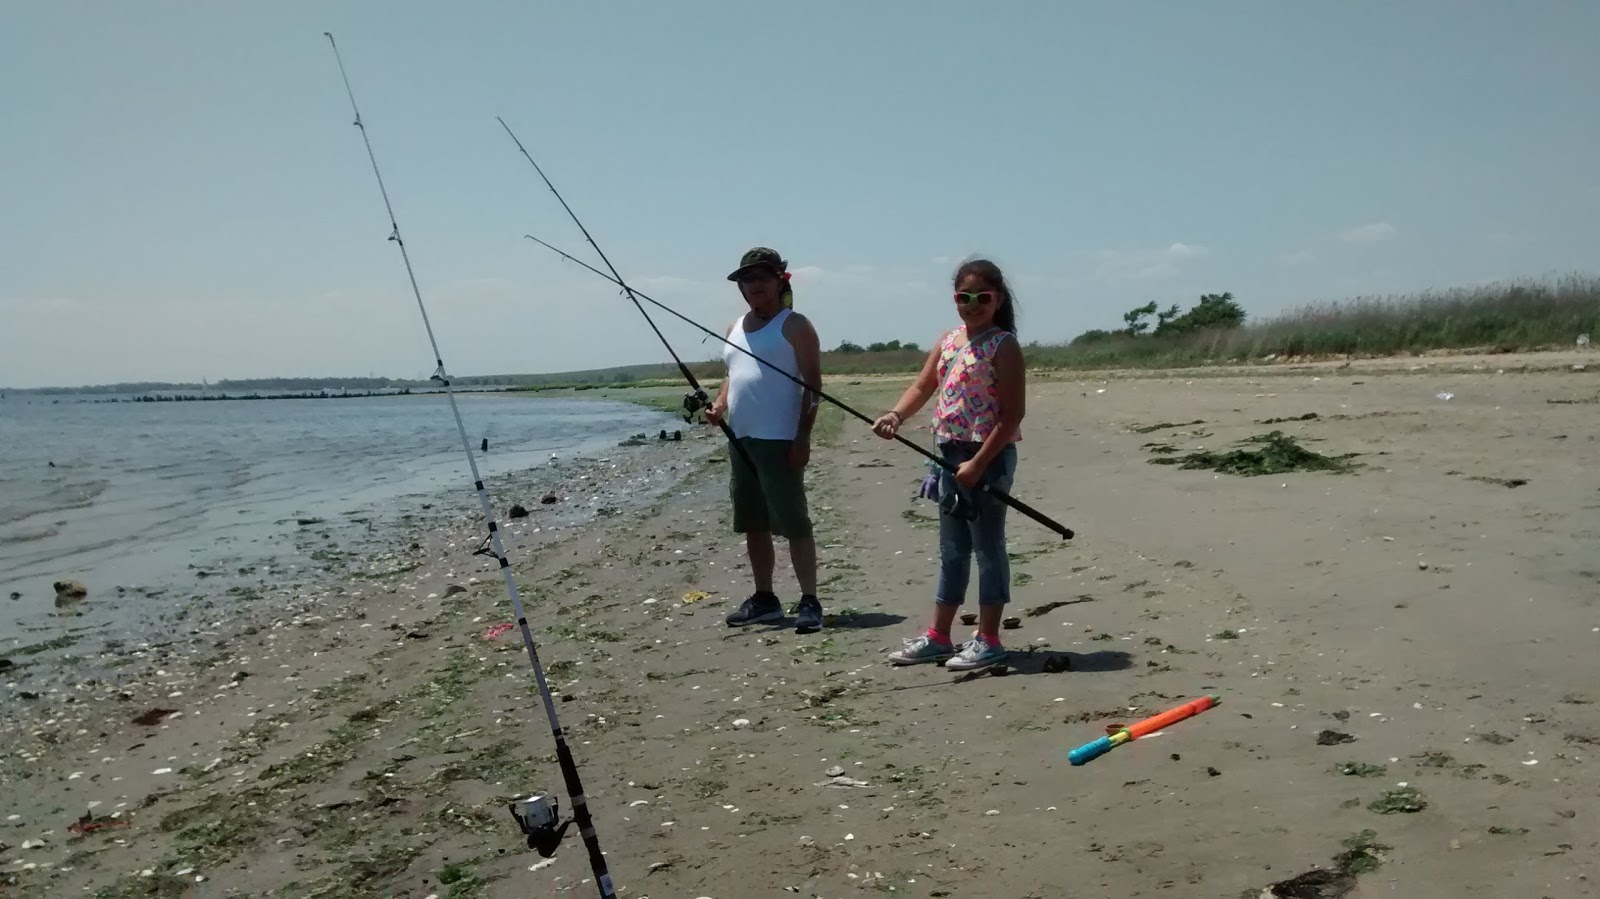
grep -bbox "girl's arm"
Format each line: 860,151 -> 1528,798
966,335 -> 1026,472
885,338 -> 945,424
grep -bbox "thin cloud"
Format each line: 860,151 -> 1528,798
1280,250 -> 1315,266
1337,222 -> 1397,244
1092,242 -> 1210,282
632,274 -> 707,292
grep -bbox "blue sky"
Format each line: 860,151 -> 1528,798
2,2 -> 1596,389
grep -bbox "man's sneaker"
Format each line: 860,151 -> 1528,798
726,592 -> 783,627
887,633 -> 957,666
794,594 -> 824,634
944,637 -> 1008,672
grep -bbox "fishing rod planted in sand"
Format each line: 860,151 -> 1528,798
321,34 -> 617,898
510,231 -> 1076,542
495,116 -> 766,481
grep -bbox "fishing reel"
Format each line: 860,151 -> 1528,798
508,793 -> 571,858
681,391 -> 707,423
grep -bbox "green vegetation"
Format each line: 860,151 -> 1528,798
507,275 -> 1600,392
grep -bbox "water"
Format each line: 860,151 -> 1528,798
0,392 -> 678,639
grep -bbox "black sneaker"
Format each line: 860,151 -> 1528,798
726,592 -> 783,627
794,594 -> 824,634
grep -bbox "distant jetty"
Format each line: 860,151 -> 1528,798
105,386 -> 518,403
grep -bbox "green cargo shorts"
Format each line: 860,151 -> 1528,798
729,437 -> 813,539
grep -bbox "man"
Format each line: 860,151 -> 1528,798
705,247 -> 825,633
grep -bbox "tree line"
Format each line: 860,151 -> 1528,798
1071,291 -> 1247,345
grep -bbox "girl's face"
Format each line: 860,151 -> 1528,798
953,272 -> 1001,330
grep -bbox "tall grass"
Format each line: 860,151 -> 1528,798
518,274 -> 1598,387
1035,274 -> 1597,371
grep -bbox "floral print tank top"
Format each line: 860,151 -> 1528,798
932,327 -> 1020,444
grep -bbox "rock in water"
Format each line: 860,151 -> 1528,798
53,579 -> 88,601
509,504 -> 530,519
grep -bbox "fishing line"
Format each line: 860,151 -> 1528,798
516,234 -> 1075,542
321,34 -> 617,898
495,117 -> 766,480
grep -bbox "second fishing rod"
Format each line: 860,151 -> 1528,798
496,125 -> 1074,542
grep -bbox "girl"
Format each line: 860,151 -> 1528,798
873,257 -> 1026,672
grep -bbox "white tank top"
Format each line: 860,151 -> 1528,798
724,308 -> 802,441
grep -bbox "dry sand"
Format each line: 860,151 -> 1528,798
4,352 -> 1599,898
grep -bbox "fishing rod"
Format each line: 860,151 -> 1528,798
517,234 -> 1075,542
495,117 -> 764,479
321,34 -> 617,898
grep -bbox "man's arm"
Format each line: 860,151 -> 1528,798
706,321 -> 735,425
786,313 -> 823,443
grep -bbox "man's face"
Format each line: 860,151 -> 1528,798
737,269 -> 783,310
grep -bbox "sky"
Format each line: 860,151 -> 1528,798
2,2 -> 1597,389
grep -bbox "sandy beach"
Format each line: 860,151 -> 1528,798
5,351 -> 1600,898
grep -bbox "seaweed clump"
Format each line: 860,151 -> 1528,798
1149,431 -> 1357,477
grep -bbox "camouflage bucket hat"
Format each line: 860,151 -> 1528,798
726,247 -> 787,281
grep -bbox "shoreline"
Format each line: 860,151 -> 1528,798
1,394 -> 691,647
4,357 -> 1598,897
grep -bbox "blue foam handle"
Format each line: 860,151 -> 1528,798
1069,736 -> 1113,766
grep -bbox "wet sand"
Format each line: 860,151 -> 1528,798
4,352 -> 1599,898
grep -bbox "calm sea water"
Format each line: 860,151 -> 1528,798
0,392 -> 678,639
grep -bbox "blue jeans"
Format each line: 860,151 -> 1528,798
935,440 -> 1017,608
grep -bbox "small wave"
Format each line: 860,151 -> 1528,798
0,478 -> 110,525
0,526 -> 61,545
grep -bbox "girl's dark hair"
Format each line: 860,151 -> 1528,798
953,257 -> 1018,336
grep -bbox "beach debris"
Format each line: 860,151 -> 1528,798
731,718 -> 751,728
443,585 -> 467,597
1335,762 -> 1387,778
1147,432 -> 1356,477
1578,333 -> 1591,346
1436,392 -> 1454,401
1317,730 -> 1358,746
7,591 -> 19,600
1258,412 -> 1320,424
1368,787 -> 1427,814
1133,419 -> 1206,434
1025,597 -> 1092,617
1002,616 -> 1022,630
960,613 -> 977,626
1263,829 -> 1389,898
482,623 -> 515,641
509,504 -> 530,519
1467,475 -> 1529,488
131,708 -> 179,727
816,775 -> 872,789
681,591 -> 713,604
53,579 -> 89,600
67,811 -> 129,838
0,659 -> 13,672
540,493 -> 559,505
